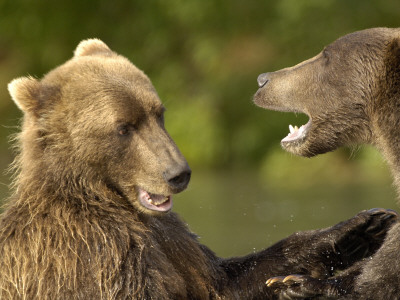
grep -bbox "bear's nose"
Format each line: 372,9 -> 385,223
163,164 -> 192,192
257,73 -> 270,88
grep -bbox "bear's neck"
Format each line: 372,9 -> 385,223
372,88 -> 400,197
375,134 -> 400,196
372,38 -> 400,197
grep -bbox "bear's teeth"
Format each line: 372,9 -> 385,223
149,196 -> 169,206
289,125 -> 299,134
289,125 -> 294,134
283,124 -> 307,142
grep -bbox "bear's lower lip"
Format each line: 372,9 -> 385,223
137,188 -> 172,212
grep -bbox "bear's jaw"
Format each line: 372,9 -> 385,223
137,188 -> 173,212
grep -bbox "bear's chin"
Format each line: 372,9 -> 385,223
281,131 -> 340,158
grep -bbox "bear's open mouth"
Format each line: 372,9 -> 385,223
281,118 -> 311,147
138,188 -> 172,212
281,115 -> 312,152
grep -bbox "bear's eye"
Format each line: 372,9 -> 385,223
117,124 -> 134,137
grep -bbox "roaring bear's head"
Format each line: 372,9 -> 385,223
254,27 -> 400,157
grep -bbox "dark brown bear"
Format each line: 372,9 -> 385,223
255,27 -> 400,299
0,39 -> 395,299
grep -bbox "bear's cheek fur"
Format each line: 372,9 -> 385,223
96,131 -> 175,205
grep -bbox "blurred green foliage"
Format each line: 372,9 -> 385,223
1,0 -> 399,171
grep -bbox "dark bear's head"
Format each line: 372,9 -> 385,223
254,27 -> 400,157
8,39 -> 191,214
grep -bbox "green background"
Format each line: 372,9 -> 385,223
0,0 -> 398,257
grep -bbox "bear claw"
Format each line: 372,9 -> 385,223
266,274 -> 305,287
283,274 -> 305,283
266,276 -> 286,286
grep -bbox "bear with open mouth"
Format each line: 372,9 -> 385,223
255,27 -> 400,299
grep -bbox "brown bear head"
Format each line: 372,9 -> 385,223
254,27 -> 400,157
8,39 -> 191,214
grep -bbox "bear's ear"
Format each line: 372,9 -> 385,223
8,76 -> 41,113
74,39 -> 112,57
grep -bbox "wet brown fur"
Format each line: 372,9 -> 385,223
255,27 -> 400,299
0,39 -> 395,299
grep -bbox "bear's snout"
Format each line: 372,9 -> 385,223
163,164 -> 192,192
257,73 -> 270,88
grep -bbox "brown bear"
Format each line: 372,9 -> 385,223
0,39 -> 396,300
254,27 -> 400,299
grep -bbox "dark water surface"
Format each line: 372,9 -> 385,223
173,168 -> 397,258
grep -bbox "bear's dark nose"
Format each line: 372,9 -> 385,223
257,73 -> 270,88
164,164 -> 192,192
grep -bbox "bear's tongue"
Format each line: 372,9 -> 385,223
138,188 -> 172,212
